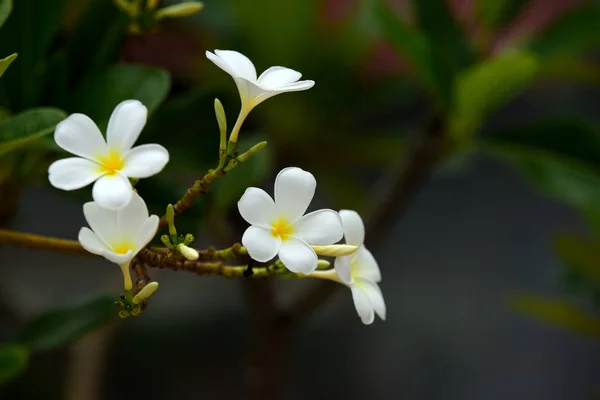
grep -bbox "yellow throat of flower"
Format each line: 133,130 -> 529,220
97,150 -> 125,176
112,240 -> 135,255
271,217 -> 293,241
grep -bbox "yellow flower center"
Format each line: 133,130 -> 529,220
111,240 -> 135,255
97,150 -> 124,176
271,217 -> 293,241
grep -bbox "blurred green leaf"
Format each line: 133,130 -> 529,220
71,64 -> 171,131
0,344 -> 29,385
0,52 -> 16,78
554,233 -> 600,289
413,0 -> 473,106
540,57 -> 600,86
0,0 -> 63,109
0,0 -> 11,29
373,1 -> 435,96
19,296 -> 116,351
450,50 -> 539,142
67,0 -> 128,85
0,108 -> 67,157
476,0 -> 527,31
510,293 -> 600,340
212,135 -> 273,209
529,3 -> 600,60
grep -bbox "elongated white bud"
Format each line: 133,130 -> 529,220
311,244 -> 358,257
177,243 -> 199,260
132,282 -> 159,305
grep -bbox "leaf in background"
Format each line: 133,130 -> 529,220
449,50 -> 538,143
529,3 -> 600,60
476,0 -> 527,31
0,344 -> 29,385
0,0 -> 63,110
510,293 -> 600,340
0,0 -> 11,29
0,52 -> 16,78
18,296 -> 116,351
212,135 -> 273,209
540,57 -> 600,86
413,0 -> 473,106
373,1 -> 436,96
66,0 -> 128,86
554,233 -> 600,289
0,108 -> 67,157
71,64 -> 171,131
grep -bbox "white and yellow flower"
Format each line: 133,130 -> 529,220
48,100 -> 169,210
78,191 -> 159,291
334,210 -> 385,325
237,167 -> 343,274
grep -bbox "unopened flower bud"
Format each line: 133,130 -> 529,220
132,282 -> 159,305
155,2 -> 204,20
177,243 -> 199,260
311,244 -> 358,257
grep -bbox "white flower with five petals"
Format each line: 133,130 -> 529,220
206,49 -> 315,112
334,210 -> 386,325
78,191 -> 159,291
48,100 -> 169,210
238,167 -> 343,274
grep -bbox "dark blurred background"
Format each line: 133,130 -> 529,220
1,0 -> 600,399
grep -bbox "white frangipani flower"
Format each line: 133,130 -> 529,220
238,167 -> 343,274
206,49 -> 315,113
48,100 -> 169,210
78,191 -> 159,291
334,210 -> 385,325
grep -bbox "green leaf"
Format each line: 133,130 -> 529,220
554,233 -> 600,289
0,52 -> 16,78
0,0 -> 64,109
0,344 -> 29,385
71,64 -> 171,131
476,0 -> 527,31
212,135 -> 273,209
19,296 -> 116,351
413,0 -> 473,106
373,1 -> 436,96
510,293 -> 600,340
0,108 -> 67,157
450,50 -> 539,142
529,3 -> 600,60
0,0 -> 12,30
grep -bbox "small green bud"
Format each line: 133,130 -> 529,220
183,233 -> 195,246
130,307 -> 142,316
155,2 -> 204,20
224,141 -> 267,172
166,204 -> 177,238
132,282 -> 159,305
214,98 -> 227,156
317,259 -> 331,270
118,310 -> 131,319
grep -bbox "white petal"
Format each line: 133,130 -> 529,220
339,209 -> 365,246
48,157 -> 103,190
103,250 -> 134,265
83,202 -> 118,245
274,167 -> 316,221
134,215 -> 160,250
206,50 -> 237,77
236,78 -> 265,107
121,144 -> 169,178
238,187 -> 277,227
106,100 -> 147,153
350,285 -> 375,325
92,173 -> 133,210
278,238 -> 317,274
242,226 -> 281,262
78,227 -> 110,256
117,191 -> 150,239
257,66 -> 301,90
274,80 -> 315,92
356,278 -> 386,321
54,113 -> 107,159
214,50 -> 257,81
334,255 -> 353,285
352,246 -> 381,282
293,209 -> 343,245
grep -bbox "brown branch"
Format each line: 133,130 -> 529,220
0,229 -> 91,256
285,116 -> 448,321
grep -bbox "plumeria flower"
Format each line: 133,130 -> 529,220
48,100 -> 169,210
334,210 -> 386,325
78,191 -> 159,292
238,167 -> 343,274
206,49 -> 314,117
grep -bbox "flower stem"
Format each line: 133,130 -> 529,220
119,262 -> 133,291
227,106 -> 250,151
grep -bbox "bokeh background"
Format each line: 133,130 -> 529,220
2,0 -> 600,399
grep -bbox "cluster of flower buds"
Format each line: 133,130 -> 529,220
47,50 -> 385,325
